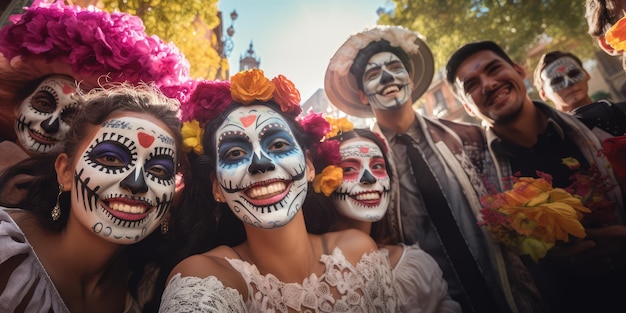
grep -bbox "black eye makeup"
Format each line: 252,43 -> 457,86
85,135 -> 137,175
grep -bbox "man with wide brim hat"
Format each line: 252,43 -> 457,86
324,25 -> 523,313
325,25 -> 434,118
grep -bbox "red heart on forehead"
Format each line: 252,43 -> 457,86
556,65 -> 567,73
359,146 -> 369,153
240,115 -> 256,128
62,84 -> 74,94
138,132 -> 155,148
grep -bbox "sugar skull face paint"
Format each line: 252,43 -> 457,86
214,105 -> 308,229
362,52 -> 411,111
540,57 -> 586,93
15,75 -> 79,155
333,138 -> 390,222
73,116 -> 176,244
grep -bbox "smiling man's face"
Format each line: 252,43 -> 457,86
361,52 -> 412,111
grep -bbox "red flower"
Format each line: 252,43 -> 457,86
298,110 -> 330,142
188,80 -> 232,125
603,135 -> 626,178
316,140 -> 341,168
272,74 -> 302,116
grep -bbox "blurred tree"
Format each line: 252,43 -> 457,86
378,0 -> 597,72
101,0 -> 226,80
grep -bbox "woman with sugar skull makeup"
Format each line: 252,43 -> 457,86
0,1 -> 189,173
0,84 -> 183,313
302,118 -> 461,313
158,69 -> 398,312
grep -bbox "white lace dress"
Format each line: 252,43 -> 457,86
160,248 -> 397,312
392,244 -> 461,313
0,208 -> 69,313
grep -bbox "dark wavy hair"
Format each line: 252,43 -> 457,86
303,128 -> 399,245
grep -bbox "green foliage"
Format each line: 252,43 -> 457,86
100,0 -> 224,80
378,0 -> 598,72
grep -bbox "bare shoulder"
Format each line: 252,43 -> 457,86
167,245 -> 245,292
325,229 -> 379,265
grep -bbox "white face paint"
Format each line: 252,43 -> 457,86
215,105 -> 308,229
73,116 -> 176,244
333,138 -> 390,222
540,57 -> 586,93
362,52 -> 412,111
15,75 -> 79,155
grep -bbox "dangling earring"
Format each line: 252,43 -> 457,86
161,219 -> 169,235
51,184 -> 63,221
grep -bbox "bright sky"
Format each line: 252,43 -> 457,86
218,0 -> 387,101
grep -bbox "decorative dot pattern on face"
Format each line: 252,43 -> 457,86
72,116 -> 177,244
214,105 -> 308,229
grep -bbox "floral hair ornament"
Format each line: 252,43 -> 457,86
0,0 -> 190,139
307,114 -> 355,196
174,69 -> 303,155
605,16 -> 626,51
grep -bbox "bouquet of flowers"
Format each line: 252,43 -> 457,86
480,172 -> 591,262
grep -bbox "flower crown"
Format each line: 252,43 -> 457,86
0,1 -> 190,89
177,69 -> 303,155
297,111 -> 354,196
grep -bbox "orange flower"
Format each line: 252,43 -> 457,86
606,16 -> 626,51
313,165 -> 343,196
480,175 -> 591,262
272,75 -> 302,114
230,69 -> 275,104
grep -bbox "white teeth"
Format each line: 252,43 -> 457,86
248,182 -> 286,198
382,85 -> 400,95
109,202 -> 146,214
355,192 -> 380,201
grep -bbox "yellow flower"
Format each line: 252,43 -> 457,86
181,120 -> 204,155
519,237 -> 554,263
561,157 -> 581,170
313,165 -> 343,196
325,117 -> 354,138
230,69 -> 275,104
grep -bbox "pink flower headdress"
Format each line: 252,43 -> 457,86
0,0 -> 190,139
175,69 -> 303,155
298,111 -> 355,196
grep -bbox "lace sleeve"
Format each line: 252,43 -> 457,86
159,273 -> 247,313
393,244 -> 461,313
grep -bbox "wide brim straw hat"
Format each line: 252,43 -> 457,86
324,25 -> 434,118
0,1 -> 190,140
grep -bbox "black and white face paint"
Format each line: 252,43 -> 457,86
215,105 -> 308,229
540,57 -> 585,93
73,116 -> 176,244
15,75 -> 79,155
362,52 -> 411,111
333,138 -> 390,222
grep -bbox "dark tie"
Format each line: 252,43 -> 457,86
397,134 -> 500,313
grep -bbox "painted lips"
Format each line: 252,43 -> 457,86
244,180 -> 291,206
104,198 -> 152,221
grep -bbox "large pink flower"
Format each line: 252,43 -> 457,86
187,80 -> 232,125
298,110 -> 330,142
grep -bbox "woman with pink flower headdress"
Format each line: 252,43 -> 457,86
0,0 -> 189,205
301,115 -> 460,313
158,69 -> 398,312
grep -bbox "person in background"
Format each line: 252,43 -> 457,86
0,1 -> 188,209
0,84 -> 182,312
585,0 -> 626,70
446,40 -> 626,313
533,50 -> 626,139
325,25 -> 534,313
0,1 -> 189,166
302,115 -> 461,312
158,69 -> 397,312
